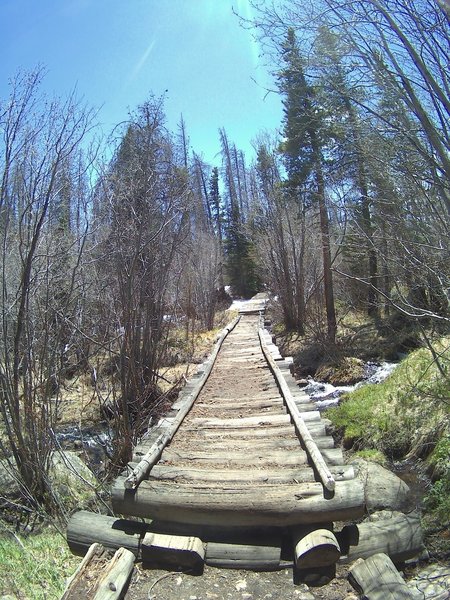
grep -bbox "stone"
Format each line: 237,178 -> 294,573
352,458 -> 411,511
47,450 -> 97,506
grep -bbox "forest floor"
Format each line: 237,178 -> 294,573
125,562 -> 357,600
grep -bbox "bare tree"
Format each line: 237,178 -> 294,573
0,69 -> 96,508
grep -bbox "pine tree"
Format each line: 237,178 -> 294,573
278,28 -> 337,341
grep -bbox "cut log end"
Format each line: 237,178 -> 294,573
294,529 -> 341,569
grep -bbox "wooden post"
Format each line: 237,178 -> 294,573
124,316 -> 240,489
258,329 -> 335,492
348,553 -> 422,599
294,529 -> 341,568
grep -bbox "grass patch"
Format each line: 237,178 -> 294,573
354,449 -> 388,465
327,339 -> 449,456
327,338 -> 450,523
0,527 -> 78,599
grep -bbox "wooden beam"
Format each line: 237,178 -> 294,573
67,511 -> 146,557
294,529 -> 341,568
123,316 -> 241,489
112,477 -> 364,527
141,532 -> 205,569
205,541 -> 282,570
258,329 -> 335,493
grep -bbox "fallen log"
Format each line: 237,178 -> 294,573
348,552 -> 422,599
340,511 -> 424,563
124,316 -> 241,489
61,543 -> 135,600
67,510 -> 147,557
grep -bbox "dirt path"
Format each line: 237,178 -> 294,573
125,563 -> 356,600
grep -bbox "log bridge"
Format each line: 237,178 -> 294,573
66,294 -> 423,590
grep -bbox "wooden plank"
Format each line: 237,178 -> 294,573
124,315 -> 241,489
187,410 -> 321,429
149,464 -> 355,484
183,422 -> 326,439
195,397 -> 284,410
170,435 -> 335,452
112,478 -> 365,526
141,532 -> 204,569
348,553 -> 422,599
61,543 -> 135,600
259,329 -> 335,492
160,447 -> 309,466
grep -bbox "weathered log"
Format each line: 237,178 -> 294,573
61,543 -> 135,600
340,511 -> 424,563
171,434 -> 335,451
160,446 -> 309,466
185,422 -> 326,439
112,477 -> 364,526
148,463 -> 355,484
348,553 -> 422,599
186,410 -> 322,430
294,529 -> 341,568
141,532 -> 204,569
259,329 -> 335,492
67,510 -> 147,556
205,541 -> 282,570
124,315 -> 241,489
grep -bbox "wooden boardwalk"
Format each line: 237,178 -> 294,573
112,295 -> 364,529
64,296 -> 424,594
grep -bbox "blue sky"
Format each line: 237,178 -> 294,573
0,0 -> 283,164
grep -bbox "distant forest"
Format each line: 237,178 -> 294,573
0,0 -> 448,509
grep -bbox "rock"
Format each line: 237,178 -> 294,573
408,563 -> 450,599
47,450 -> 97,507
352,457 -> 411,511
315,357 -> 365,386
0,459 -> 21,497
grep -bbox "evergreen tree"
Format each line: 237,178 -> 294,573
278,28 -> 337,341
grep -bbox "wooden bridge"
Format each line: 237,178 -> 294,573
111,294 -> 364,531
64,295 -> 425,597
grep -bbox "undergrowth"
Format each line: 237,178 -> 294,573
327,338 -> 450,523
0,527 -> 78,599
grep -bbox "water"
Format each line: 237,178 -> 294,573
54,423 -> 113,472
304,361 -> 399,410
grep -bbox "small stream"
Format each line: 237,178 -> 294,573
303,361 -> 399,410
54,358 -> 400,474
55,423 -> 113,473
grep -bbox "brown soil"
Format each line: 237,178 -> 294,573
125,563 -> 357,600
